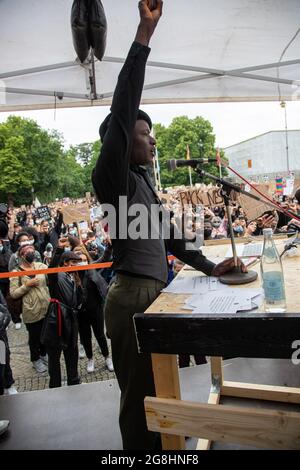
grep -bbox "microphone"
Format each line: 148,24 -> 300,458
167,158 -> 217,171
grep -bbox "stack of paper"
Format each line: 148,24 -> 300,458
163,275 -> 228,295
184,288 -> 264,314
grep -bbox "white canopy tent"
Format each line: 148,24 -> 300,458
0,0 -> 299,111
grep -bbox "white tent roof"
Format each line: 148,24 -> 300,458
1,0 -> 300,111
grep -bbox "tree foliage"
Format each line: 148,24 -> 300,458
0,114 -> 224,206
0,116 -> 91,205
154,116 -> 227,188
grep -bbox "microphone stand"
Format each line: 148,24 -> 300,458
194,167 -> 259,285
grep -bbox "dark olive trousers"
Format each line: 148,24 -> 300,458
104,274 -> 165,450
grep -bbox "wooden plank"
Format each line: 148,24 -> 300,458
134,313 -> 300,358
151,353 -> 185,450
196,390 -> 220,450
145,397 -> 300,450
222,381 -> 300,404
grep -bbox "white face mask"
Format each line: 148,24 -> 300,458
19,241 -> 29,247
28,240 -> 35,245
78,261 -> 88,266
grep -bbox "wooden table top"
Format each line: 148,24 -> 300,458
146,239 -> 300,315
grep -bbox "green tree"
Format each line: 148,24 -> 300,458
0,116 -> 66,204
0,115 -> 91,204
0,135 -> 32,204
69,142 -> 94,167
154,116 -> 227,188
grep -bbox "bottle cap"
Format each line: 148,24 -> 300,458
263,228 -> 273,235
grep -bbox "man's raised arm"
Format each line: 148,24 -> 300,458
92,1 -> 163,205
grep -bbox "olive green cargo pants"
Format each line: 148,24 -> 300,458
104,273 -> 165,450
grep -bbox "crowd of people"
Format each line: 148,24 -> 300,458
0,200 -> 115,399
1,168 -> 299,400
1,0 -> 300,448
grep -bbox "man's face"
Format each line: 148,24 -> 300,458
130,120 -> 156,165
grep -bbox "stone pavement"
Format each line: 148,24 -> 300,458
6,321 -> 115,393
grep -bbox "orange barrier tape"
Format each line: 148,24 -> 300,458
0,255 -> 176,279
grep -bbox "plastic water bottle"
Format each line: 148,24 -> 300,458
260,228 -> 286,312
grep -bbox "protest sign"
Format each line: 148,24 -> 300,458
36,206 -> 52,221
238,184 -> 272,221
62,203 -> 90,225
177,186 -> 238,208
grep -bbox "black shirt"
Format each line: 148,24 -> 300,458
92,42 -> 215,283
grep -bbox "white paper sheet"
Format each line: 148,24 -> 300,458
163,275 -> 229,295
184,288 -> 264,314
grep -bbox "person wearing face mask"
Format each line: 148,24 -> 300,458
75,250 -> 113,373
232,218 -> 245,237
211,216 -> 227,239
8,231 -> 41,273
9,245 -> 50,374
43,239 -> 82,388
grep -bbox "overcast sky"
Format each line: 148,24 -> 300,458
0,100 -> 299,151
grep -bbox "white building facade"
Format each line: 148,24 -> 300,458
224,130 -> 300,182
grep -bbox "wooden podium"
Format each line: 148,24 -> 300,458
134,239 -> 300,450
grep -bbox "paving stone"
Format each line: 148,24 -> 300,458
7,320 -> 115,392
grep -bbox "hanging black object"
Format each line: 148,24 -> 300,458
71,0 -> 90,63
71,0 -> 107,63
89,0 -> 107,61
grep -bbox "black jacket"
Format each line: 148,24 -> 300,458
0,291 -> 11,335
92,42 -> 215,283
81,269 -> 108,313
48,247 -> 82,309
0,242 -> 12,289
38,212 -> 64,255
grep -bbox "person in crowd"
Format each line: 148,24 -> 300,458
8,231 -> 41,273
243,220 -> 257,237
43,243 -> 53,266
9,222 -> 22,253
0,266 -> 17,396
0,238 -> 12,299
85,231 -> 105,261
211,216 -> 227,239
9,244 -> 49,374
232,216 -> 245,237
25,226 -> 42,254
38,208 -> 64,255
203,220 -> 213,240
45,239 -> 82,388
66,234 -> 81,251
75,249 -> 114,373
92,0 -> 243,450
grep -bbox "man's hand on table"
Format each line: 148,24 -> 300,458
211,257 -> 247,277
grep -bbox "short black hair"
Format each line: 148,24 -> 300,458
15,231 -> 29,243
99,109 -> 152,143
